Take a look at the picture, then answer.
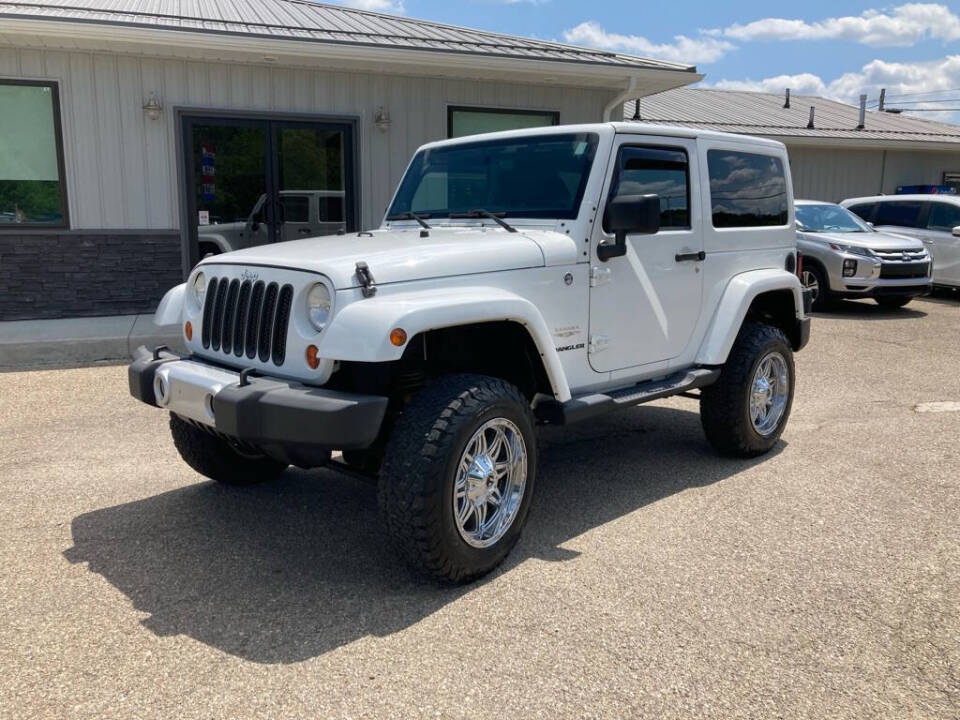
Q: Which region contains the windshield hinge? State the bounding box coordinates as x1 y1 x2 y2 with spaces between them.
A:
588 335 610 354
355 261 377 298
589 266 612 287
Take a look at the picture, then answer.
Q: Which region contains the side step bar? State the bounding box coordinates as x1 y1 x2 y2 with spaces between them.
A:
536 368 721 425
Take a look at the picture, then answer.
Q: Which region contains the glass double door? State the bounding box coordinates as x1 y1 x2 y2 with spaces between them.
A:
183 116 355 263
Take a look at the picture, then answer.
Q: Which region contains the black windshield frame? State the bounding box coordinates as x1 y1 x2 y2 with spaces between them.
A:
387 132 600 221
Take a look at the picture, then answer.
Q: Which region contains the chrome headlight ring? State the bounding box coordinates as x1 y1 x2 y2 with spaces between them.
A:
306 282 332 332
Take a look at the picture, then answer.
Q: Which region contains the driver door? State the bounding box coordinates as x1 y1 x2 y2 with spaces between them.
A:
588 137 704 373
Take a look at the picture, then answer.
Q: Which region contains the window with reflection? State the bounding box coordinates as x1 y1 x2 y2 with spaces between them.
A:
607 146 689 230
707 150 788 228
0 80 68 227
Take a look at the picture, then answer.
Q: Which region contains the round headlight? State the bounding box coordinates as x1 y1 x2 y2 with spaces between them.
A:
306 283 331 331
192 272 206 308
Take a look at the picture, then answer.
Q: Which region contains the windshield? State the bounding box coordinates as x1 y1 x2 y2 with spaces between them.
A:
795 203 872 233
387 133 599 221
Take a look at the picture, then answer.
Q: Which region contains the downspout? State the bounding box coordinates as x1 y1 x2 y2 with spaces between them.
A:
603 76 639 122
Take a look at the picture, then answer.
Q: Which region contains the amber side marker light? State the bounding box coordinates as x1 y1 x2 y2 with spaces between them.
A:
390 328 407 347
306 344 320 369
184 321 193 341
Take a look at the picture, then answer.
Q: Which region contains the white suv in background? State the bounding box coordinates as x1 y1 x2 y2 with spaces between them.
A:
841 195 960 289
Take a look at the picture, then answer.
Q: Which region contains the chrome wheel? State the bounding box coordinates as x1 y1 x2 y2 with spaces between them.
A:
750 351 790 436
801 269 820 302
453 418 528 549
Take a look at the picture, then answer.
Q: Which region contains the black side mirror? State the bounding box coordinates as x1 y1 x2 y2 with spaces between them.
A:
598 194 660 261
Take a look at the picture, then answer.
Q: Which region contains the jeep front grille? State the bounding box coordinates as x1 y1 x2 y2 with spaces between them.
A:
201 276 294 366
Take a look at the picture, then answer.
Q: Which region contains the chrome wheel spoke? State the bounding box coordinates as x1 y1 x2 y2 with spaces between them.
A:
749 351 790 436
452 418 528 549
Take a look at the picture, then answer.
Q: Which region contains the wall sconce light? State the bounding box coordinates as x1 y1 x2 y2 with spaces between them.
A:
374 106 391 132
142 92 163 121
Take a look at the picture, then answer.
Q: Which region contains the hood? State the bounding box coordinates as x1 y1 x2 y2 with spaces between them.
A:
202 226 577 289
798 229 925 251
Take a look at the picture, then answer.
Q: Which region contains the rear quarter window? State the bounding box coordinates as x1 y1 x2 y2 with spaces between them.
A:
707 150 788 228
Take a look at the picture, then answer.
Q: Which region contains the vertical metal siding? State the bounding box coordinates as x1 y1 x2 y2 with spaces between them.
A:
0 45 614 231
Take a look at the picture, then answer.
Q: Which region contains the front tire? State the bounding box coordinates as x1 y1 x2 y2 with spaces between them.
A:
700 323 795 457
875 295 912 309
169 414 286 485
801 264 831 311
378 374 537 584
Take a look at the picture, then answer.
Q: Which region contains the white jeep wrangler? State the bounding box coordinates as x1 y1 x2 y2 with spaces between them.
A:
130 123 811 583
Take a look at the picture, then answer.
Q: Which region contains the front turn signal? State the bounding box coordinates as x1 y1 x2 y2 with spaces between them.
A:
184 321 193 341
390 328 407 347
306 344 320 369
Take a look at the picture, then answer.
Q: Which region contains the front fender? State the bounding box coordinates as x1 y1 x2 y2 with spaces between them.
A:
318 286 572 401
154 283 186 326
696 269 804 366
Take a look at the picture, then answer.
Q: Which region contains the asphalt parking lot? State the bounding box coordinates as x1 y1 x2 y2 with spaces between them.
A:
1 294 958 719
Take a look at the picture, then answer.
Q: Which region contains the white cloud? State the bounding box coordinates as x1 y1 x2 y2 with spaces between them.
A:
705 55 960 122
720 3 960 47
329 0 405 14
563 21 734 64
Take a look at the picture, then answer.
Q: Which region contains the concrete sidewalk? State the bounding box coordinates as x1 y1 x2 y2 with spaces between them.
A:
0 314 183 370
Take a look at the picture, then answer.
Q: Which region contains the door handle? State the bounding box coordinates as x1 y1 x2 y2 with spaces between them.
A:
675 250 706 262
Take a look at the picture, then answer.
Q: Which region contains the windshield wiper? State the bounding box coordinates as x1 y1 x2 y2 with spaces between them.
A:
386 211 431 229
449 209 518 233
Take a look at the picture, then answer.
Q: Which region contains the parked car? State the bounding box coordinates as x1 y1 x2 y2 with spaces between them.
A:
795 200 932 310
197 190 346 256
130 123 810 583
841 194 960 289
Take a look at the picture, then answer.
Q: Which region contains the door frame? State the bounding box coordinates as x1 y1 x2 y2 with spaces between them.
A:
175 108 360 277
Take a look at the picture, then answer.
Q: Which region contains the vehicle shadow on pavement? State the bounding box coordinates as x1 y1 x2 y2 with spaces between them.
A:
64 403 783 664
811 300 928 320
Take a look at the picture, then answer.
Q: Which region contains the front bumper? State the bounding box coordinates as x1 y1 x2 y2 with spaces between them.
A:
129 346 388 459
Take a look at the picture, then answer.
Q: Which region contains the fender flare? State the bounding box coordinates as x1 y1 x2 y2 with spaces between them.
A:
318 286 572 401
196 233 231 254
696 269 804 366
154 283 186 327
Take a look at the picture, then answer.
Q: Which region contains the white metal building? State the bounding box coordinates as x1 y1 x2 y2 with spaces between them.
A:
0 0 700 320
626 88 960 203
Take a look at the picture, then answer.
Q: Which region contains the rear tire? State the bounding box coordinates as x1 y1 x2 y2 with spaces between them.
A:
700 323 795 458
169 414 286 485
378 374 537 584
875 295 912 309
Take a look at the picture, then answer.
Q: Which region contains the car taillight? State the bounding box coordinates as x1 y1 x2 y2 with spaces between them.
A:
796 251 804 279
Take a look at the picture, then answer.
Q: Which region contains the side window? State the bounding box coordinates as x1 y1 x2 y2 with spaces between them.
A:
606 145 690 230
875 201 923 228
846 203 876 222
319 195 345 223
280 195 310 223
707 150 788 228
926 202 960 231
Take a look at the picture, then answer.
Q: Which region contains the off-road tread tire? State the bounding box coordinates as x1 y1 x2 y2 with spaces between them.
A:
378 374 536 584
875 295 912 309
700 323 795 458
169 413 286 485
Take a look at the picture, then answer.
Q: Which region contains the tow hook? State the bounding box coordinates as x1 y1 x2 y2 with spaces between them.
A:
356 261 377 298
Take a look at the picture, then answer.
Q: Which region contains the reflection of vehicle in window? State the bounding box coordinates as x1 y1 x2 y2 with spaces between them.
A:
197 189 346 256
795 200 932 310
132 124 810 585
842 195 960 290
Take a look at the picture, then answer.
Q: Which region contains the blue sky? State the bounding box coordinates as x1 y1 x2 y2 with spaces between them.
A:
331 1 960 121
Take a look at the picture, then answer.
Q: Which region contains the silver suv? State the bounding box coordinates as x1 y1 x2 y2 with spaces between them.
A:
795 200 932 310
